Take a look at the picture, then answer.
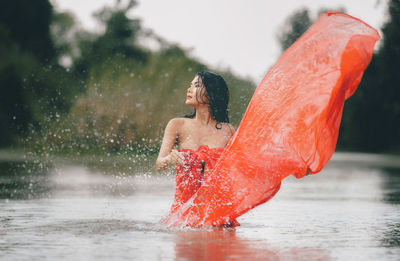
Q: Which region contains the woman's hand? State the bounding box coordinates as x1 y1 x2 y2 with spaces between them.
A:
167 149 185 166
156 149 185 170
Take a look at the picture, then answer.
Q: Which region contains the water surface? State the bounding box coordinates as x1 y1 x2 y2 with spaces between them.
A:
1 153 399 260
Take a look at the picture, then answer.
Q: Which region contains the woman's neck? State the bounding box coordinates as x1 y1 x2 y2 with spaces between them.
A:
194 105 215 126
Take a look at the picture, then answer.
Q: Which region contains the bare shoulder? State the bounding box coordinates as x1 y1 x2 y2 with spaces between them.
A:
167 117 185 126
166 117 185 131
220 122 236 135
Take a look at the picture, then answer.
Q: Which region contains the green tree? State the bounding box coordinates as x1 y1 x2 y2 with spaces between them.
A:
277 7 346 52
340 0 400 152
73 0 148 81
0 0 54 146
0 0 85 147
378 0 400 151
51 11 78 63
277 8 312 52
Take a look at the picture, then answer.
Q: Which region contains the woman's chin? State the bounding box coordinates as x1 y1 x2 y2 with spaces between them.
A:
185 100 195 106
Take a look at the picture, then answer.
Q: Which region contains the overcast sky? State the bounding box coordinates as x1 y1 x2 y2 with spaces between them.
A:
52 0 388 82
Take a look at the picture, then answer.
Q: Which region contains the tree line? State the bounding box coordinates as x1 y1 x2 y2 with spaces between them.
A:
0 0 399 154
0 0 254 155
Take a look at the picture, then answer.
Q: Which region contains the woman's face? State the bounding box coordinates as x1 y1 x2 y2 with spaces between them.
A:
186 75 208 106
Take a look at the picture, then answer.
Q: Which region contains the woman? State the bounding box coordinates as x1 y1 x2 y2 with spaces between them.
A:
156 71 238 226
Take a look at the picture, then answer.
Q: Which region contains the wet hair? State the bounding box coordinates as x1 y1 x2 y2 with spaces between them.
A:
184 71 230 129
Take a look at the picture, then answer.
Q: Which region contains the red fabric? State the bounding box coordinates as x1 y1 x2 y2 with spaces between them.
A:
162 13 380 227
166 145 240 227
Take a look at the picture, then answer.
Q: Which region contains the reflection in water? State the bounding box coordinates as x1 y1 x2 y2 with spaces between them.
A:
0 162 52 199
381 221 400 247
380 168 400 248
174 229 331 261
381 168 400 204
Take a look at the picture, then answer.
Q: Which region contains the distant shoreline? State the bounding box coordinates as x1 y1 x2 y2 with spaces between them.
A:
1 149 400 169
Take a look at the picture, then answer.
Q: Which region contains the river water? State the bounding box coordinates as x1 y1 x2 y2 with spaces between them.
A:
1 153 399 260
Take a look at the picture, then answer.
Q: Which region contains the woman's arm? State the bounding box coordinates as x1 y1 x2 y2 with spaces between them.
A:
155 118 185 170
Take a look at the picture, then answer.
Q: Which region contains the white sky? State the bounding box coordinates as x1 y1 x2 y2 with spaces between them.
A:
52 0 388 82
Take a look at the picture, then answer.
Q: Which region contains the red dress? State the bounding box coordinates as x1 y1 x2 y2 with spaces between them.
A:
167 145 240 227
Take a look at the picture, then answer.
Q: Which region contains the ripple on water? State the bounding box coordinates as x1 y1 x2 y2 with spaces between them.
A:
0 158 400 260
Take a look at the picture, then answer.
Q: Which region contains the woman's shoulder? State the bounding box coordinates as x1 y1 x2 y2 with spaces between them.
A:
166 117 182 128
165 117 189 130
167 117 191 125
220 122 236 135
220 122 235 130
